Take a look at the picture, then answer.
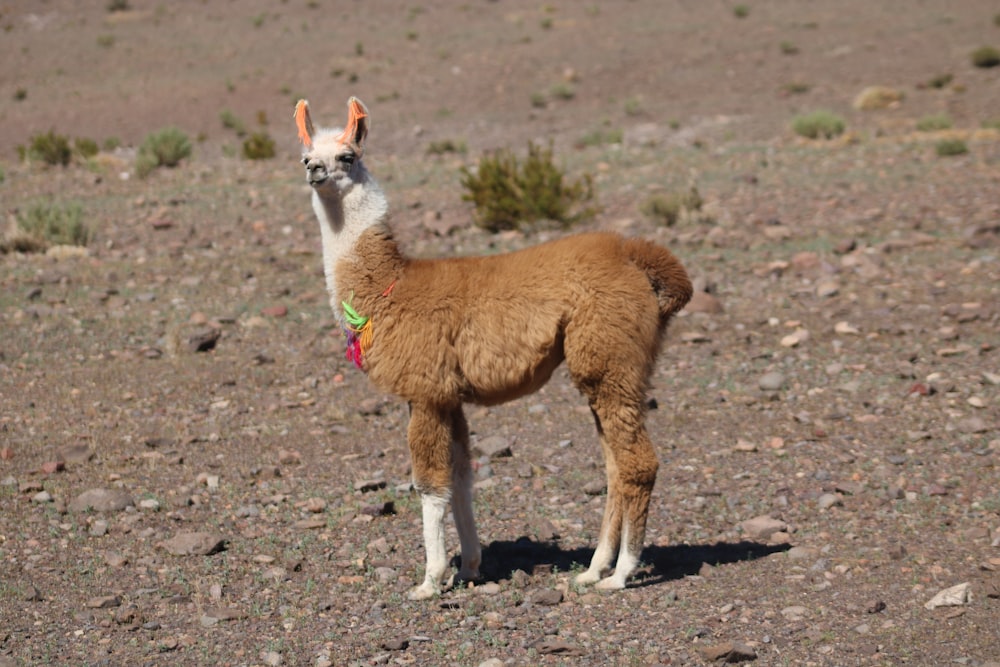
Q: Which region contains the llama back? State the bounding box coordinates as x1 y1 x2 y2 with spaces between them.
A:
622 237 692 323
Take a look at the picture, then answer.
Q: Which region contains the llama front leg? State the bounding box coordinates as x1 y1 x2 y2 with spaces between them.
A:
449 407 481 583
406 403 456 601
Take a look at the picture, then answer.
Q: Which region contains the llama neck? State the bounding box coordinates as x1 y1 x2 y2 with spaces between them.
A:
312 170 392 310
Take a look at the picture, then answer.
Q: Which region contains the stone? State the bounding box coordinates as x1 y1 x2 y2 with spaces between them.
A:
472 435 512 459
159 532 227 556
31 491 53 503
924 582 971 610
199 606 246 626
817 493 843 510
853 85 903 110
699 641 758 663
86 595 122 609
684 291 724 314
69 488 133 513
739 515 787 541
528 638 585 656
186 328 221 353
757 372 786 392
530 589 563 606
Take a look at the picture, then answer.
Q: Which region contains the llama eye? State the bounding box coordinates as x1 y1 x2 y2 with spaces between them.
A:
301 157 309 165
337 154 355 165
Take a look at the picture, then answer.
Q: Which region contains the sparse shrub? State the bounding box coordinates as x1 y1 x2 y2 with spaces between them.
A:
74 137 99 159
924 73 953 89
971 46 1000 68
15 201 91 248
733 5 749 18
539 17 553 30
549 82 575 101
791 110 846 139
14 88 27 101
220 109 247 136
136 127 191 178
23 130 72 166
96 34 115 48
623 97 643 116
426 139 467 155
106 0 129 11
103 137 121 151
575 127 623 148
935 138 968 156
781 82 811 95
242 131 275 160
915 113 953 132
982 117 1000 130
780 41 799 55
530 92 547 108
640 187 703 227
853 86 903 110
460 141 595 232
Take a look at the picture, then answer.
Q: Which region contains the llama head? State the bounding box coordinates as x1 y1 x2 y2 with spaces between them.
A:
295 97 370 195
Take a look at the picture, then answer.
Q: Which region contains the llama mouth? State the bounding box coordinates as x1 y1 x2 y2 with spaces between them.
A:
308 175 329 187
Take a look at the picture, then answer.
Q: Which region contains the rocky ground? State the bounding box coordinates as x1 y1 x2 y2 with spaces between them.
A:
2 1 1000 666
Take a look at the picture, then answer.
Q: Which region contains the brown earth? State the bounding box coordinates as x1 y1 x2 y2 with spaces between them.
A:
1 1 999 666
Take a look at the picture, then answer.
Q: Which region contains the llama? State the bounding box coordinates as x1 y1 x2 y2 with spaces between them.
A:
295 97 692 599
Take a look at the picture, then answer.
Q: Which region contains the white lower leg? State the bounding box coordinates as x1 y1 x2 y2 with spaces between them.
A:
576 514 618 585
451 467 481 581
596 523 639 590
408 493 450 600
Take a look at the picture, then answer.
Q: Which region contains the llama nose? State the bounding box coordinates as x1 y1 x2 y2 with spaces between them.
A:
305 160 328 184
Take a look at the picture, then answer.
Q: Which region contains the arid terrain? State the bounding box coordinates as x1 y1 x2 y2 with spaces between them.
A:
1 1 999 666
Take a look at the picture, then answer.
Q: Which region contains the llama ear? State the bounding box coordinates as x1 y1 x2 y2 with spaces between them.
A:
294 99 315 149
339 96 369 151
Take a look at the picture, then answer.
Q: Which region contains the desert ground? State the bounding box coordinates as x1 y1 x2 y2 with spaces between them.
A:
1 1 999 666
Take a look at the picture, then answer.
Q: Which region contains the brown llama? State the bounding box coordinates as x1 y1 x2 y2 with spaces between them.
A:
295 97 692 599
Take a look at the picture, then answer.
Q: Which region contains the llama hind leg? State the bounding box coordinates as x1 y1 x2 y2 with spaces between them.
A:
449 407 481 583
580 400 658 591
576 421 623 585
406 404 455 600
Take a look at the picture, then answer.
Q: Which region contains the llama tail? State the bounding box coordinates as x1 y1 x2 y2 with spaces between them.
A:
623 237 693 323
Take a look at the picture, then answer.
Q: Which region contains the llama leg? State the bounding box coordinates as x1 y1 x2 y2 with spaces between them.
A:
576 412 623 585
596 421 658 591
449 407 481 583
406 403 455 601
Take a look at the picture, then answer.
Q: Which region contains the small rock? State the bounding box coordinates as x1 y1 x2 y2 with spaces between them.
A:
528 638 585 656
139 498 161 511
90 520 109 537
261 651 282 666
477 660 504 667
159 532 227 556
23 584 43 602
69 488 134 513
739 515 787 541
924 582 972 610
780 328 809 348
381 638 409 651
786 546 819 561
583 480 607 495
114 603 143 626
58 443 94 464
699 641 758 663
261 305 288 318
780 605 809 621
86 595 122 609
186 328 221 353
734 438 757 452
475 582 502 596
472 436 512 459
31 491 53 504
530 589 563 606
200 606 246 626
758 372 786 392
816 280 840 298
817 493 842 510
40 460 64 474
684 291 724 314
834 321 859 335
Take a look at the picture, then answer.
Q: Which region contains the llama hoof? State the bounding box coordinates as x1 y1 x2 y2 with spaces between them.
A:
574 570 602 586
594 575 627 591
407 583 439 601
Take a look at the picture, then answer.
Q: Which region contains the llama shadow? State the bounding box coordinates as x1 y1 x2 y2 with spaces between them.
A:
476 537 789 586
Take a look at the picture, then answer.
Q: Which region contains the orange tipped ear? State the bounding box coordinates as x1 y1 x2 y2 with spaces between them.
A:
337 96 369 149
294 99 314 148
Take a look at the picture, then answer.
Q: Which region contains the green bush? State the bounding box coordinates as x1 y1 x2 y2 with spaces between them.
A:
74 137 100 159
935 138 968 156
640 187 703 227
575 127 623 148
924 73 953 89
136 127 191 177
460 141 595 232
733 5 750 18
16 202 91 248
971 46 1000 68
791 110 846 139
242 131 275 160
23 130 72 166
982 117 1000 131
426 139 467 155
220 109 247 136
915 113 953 132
